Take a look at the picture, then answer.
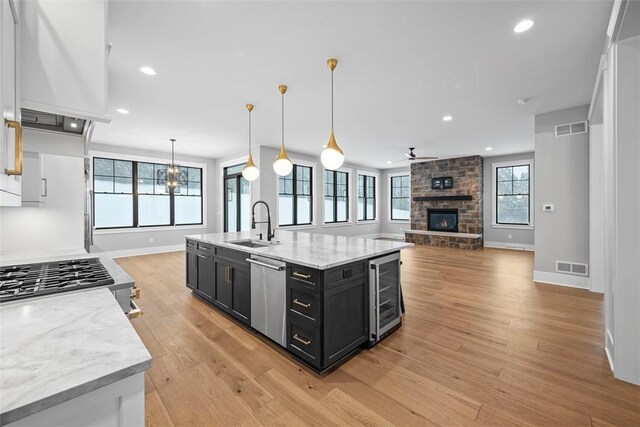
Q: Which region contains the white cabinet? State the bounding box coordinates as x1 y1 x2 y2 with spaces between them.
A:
6 372 145 427
20 0 110 122
21 151 46 206
0 0 22 207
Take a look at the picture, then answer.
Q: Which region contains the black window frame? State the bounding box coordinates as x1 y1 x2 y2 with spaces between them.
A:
324 170 349 224
278 165 313 227
223 164 250 232
495 164 531 226
92 156 203 230
357 174 376 221
390 175 410 221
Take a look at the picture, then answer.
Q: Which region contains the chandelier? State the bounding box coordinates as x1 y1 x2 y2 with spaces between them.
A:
156 138 188 191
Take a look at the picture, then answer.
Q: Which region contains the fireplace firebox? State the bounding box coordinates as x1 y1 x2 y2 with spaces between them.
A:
427 209 459 233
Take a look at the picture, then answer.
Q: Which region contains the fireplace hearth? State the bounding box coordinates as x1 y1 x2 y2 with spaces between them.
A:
428 209 459 233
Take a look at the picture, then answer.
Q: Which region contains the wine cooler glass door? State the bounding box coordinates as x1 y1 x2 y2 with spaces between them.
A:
370 252 401 343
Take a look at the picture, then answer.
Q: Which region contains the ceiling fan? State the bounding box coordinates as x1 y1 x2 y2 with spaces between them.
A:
388 147 438 164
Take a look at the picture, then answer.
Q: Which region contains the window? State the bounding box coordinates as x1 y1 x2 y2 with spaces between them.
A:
390 175 410 220
324 170 349 223
358 174 376 221
279 165 312 226
495 163 531 225
93 157 203 229
223 164 250 232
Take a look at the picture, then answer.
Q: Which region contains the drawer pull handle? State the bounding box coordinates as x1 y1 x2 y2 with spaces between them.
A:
293 299 311 308
293 271 311 280
293 334 311 346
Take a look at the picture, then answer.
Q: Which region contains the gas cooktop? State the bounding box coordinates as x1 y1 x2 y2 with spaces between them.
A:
0 258 115 303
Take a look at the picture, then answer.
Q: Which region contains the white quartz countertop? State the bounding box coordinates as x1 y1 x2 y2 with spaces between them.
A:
0 288 152 425
186 230 413 269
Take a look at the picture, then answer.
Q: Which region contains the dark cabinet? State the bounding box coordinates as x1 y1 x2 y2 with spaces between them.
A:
213 250 251 326
197 253 215 300
213 259 232 310
229 262 251 323
286 260 369 372
186 250 198 290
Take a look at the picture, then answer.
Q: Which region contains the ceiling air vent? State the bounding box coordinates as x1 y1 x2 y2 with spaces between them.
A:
555 121 588 137
556 260 589 276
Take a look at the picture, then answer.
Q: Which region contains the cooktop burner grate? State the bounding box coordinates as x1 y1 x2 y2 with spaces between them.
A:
0 258 115 303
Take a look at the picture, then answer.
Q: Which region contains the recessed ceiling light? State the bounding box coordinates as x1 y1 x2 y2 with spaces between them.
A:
387 161 392 164
442 115 453 122
116 108 130 114
517 98 529 105
485 147 493 151
514 19 534 33
70 122 78 128
139 66 157 76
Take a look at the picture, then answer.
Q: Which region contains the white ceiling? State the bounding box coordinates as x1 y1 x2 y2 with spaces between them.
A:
94 0 612 169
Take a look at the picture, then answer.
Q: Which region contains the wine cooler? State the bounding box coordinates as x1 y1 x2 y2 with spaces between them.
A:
369 252 402 345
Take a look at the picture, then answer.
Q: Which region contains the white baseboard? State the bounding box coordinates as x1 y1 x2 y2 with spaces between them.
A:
605 346 615 374
484 241 534 251
533 270 590 289
98 244 184 259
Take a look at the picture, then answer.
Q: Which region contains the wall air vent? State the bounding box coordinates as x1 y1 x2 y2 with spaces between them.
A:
556 260 589 276
555 121 588 137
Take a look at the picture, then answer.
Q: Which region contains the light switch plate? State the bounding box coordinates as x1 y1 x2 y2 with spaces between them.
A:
542 204 555 212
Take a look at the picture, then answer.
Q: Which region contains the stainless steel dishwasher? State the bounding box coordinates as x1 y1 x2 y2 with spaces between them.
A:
247 255 287 347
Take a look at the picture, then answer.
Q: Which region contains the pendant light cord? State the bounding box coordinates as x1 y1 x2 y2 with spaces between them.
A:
281 92 285 147
248 110 252 155
331 68 334 130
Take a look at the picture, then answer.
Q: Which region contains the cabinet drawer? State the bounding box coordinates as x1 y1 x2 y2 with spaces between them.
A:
325 261 367 288
186 240 196 250
288 284 320 326
197 242 215 254
287 265 320 288
217 247 249 265
288 319 321 365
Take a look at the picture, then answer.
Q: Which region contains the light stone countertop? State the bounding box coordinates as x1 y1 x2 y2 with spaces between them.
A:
0 288 152 425
186 230 413 269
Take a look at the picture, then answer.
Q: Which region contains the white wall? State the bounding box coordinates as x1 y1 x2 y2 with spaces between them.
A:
0 154 84 254
380 167 411 237
483 153 535 249
533 105 590 288
89 143 217 255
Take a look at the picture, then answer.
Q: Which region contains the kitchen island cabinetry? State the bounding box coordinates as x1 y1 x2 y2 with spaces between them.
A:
185 231 412 373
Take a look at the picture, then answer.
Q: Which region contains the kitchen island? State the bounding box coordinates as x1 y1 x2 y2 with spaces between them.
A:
185 230 412 372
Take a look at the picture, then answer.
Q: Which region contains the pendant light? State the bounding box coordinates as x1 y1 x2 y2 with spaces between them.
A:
321 58 345 170
157 138 187 192
242 103 259 181
273 84 293 176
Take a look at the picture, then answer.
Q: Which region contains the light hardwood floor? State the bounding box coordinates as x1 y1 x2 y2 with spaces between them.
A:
116 247 640 426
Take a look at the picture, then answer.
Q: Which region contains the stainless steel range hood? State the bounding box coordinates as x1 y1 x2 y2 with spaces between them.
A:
21 109 89 136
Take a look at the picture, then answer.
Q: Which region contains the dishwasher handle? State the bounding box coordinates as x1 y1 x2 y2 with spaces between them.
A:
246 258 285 271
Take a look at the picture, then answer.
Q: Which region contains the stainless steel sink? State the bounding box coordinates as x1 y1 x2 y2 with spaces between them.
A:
228 239 280 248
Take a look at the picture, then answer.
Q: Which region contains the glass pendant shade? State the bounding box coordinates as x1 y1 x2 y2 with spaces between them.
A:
242 154 259 181
321 128 344 170
273 145 293 176
273 85 293 176
321 58 345 170
242 104 260 181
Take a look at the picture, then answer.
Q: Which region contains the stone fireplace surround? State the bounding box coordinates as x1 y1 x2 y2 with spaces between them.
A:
405 155 483 250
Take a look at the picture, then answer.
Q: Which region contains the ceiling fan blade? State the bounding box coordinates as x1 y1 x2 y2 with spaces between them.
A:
404 153 412 158
389 158 408 164
414 156 438 160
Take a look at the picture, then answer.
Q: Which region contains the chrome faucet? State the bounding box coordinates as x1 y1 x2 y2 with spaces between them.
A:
251 201 275 242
